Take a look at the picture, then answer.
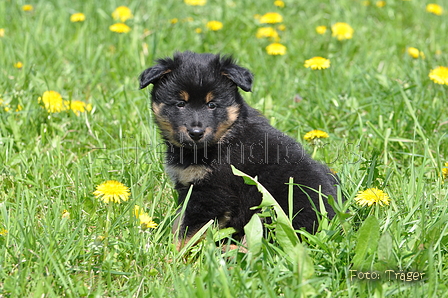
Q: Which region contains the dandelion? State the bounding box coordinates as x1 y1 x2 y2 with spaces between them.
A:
22 4 33 12
376 1 386 7
112 6 133 22
109 23 131 33
304 129 330 142
139 213 158 230
407 47 425 59
274 0 285 8
170 18 179 24
442 162 448 179
260 12 283 24
93 180 130 204
14 62 23 69
1 99 10 112
184 0 206 6
66 100 92 116
256 27 279 40
426 4 443 16
304 57 331 70
206 20 223 31
62 209 70 219
354 188 390 207
429 66 448 85
266 43 286 55
277 24 286 31
331 22 354 40
0 28 5 37
134 205 158 230
0 228 7 236
316 25 327 35
38 91 68 113
361 0 371 6
70 13 86 22
195 28 202 34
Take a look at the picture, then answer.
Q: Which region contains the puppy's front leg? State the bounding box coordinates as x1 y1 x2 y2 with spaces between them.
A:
172 188 235 251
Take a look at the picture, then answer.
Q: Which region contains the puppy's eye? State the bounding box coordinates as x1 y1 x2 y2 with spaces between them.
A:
176 101 186 108
207 102 217 109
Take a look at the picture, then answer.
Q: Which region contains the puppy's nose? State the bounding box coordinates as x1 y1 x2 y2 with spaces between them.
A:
188 127 204 141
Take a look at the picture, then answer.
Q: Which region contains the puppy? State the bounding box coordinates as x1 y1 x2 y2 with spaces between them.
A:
139 51 339 249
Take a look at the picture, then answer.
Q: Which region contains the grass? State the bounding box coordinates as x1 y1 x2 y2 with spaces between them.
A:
1 0 448 297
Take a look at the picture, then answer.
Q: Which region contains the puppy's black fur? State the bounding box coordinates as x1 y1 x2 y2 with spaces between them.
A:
140 51 339 247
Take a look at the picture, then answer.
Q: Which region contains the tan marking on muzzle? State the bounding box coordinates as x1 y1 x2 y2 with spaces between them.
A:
214 105 240 142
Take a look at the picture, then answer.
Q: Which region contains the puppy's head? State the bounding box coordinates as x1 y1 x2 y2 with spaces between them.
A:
139 51 253 148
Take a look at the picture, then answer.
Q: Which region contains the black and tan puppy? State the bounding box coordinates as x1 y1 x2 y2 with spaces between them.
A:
139 51 339 249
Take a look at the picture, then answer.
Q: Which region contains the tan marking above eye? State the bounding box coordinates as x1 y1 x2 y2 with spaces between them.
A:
180 90 189 102
205 92 214 103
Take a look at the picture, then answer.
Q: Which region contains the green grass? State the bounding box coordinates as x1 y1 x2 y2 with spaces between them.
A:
1 0 448 297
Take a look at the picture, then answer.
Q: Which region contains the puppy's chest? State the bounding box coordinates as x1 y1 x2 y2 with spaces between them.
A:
165 164 212 187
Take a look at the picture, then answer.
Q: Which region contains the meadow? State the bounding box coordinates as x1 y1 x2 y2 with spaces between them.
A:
1 0 448 297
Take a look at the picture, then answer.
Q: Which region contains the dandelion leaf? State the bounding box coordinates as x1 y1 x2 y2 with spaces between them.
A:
352 216 380 270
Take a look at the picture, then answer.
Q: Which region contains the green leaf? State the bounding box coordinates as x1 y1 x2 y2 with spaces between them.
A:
377 231 393 263
243 213 263 255
352 216 380 270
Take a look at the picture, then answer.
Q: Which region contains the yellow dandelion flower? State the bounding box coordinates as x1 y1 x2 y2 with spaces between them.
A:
70 13 86 22
170 18 178 24
376 1 386 8
304 129 330 142
0 28 5 37
66 100 92 116
304 57 331 70
277 24 286 31
274 0 285 8
195 27 202 34
0 228 7 236
354 188 390 207
362 1 371 6
62 209 70 219
426 4 443 16
407 47 424 59
112 6 133 22
206 20 223 31
260 12 283 24
316 25 327 35
14 62 23 69
139 213 158 230
93 180 130 204
266 43 286 55
184 0 206 6
331 22 354 40
256 27 279 39
16 104 23 112
442 162 448 179
22 4 33 12
134 205 144 217
38 91 68 113
134 205 158 230
429 66 448 85
109 23 131 33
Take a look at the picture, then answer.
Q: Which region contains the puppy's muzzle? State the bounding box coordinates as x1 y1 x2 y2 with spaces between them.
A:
188 127 205 141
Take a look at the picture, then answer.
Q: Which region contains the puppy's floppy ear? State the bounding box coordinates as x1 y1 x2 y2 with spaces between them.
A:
139 64 171 89
221 60 254 92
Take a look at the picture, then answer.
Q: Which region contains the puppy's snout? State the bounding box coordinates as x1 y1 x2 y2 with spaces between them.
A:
188 127 204 141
